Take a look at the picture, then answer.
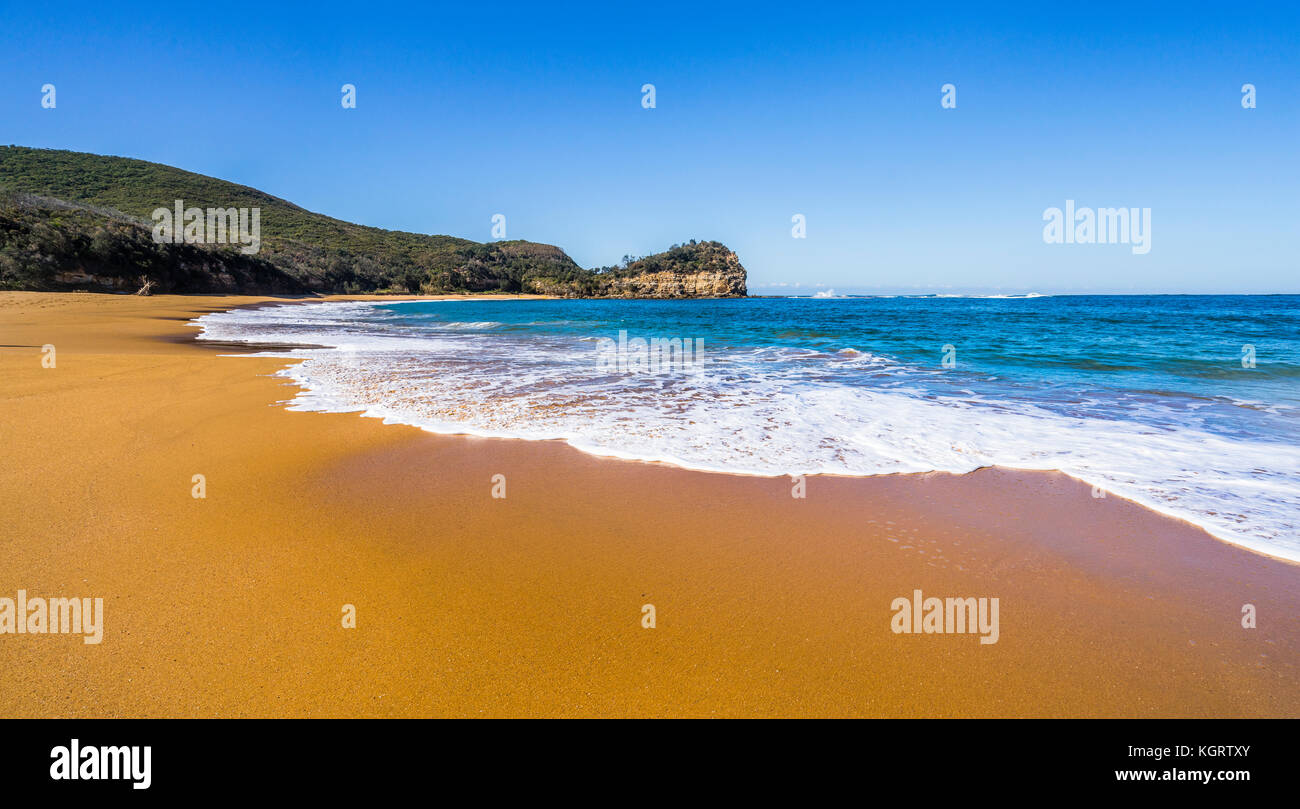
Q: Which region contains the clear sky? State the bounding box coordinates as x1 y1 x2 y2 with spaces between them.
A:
3 1 1297 293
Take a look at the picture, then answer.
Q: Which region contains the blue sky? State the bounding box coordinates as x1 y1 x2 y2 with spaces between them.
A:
3 1 1297 293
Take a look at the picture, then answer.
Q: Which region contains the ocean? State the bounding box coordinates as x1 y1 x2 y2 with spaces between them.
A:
195 295 1300 561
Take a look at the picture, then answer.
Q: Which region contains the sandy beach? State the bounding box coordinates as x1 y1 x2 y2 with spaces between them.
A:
1 290 1297 718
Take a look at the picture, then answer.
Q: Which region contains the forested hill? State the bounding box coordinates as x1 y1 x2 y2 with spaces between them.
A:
0 146 746 297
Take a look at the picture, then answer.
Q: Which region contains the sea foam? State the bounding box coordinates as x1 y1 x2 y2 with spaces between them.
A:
195 299 1300 562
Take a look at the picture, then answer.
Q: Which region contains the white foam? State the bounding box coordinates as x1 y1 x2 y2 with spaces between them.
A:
195 301 1300 562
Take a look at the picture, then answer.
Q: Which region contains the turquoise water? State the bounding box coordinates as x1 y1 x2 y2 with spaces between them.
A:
197 295 1300 560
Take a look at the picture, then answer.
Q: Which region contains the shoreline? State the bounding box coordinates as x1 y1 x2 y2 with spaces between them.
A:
1 291 1297 717
193 294 1300 568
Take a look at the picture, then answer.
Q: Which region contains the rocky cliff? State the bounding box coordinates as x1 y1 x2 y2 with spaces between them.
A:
589 241 747 298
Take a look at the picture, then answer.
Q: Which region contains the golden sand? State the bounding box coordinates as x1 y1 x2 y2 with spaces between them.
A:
1 291 1297 717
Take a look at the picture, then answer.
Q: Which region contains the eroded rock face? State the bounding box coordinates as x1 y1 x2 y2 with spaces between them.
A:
594 242 747 298
598 268 745 298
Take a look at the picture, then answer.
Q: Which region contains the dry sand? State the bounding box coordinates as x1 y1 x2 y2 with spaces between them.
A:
1 290 1297 717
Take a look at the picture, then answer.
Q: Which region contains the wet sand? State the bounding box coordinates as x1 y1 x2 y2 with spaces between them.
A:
0 290 1297 717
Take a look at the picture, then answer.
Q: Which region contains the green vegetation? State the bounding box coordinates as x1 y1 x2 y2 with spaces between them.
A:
0 146 598 294
0 146 746 296
596 240 741 278
0 193 303 294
